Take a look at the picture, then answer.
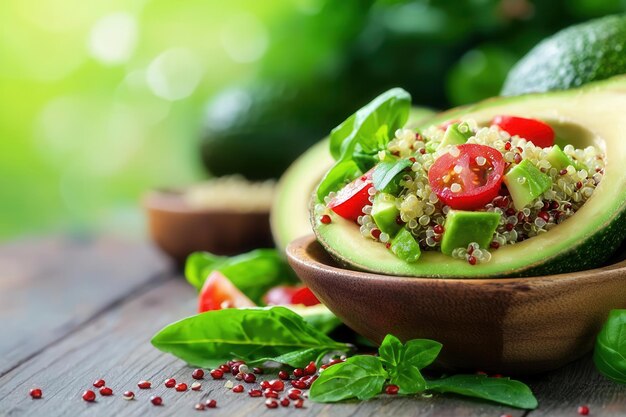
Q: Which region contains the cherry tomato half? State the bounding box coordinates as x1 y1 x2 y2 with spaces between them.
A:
264 285 321 307
491 115 555 148
198 271 255 313
428 144 505 210
327 170 373 221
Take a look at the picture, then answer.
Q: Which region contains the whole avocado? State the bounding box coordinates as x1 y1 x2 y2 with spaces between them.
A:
501 14 626 96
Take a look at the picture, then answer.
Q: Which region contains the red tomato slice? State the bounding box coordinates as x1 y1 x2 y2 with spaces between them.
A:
327 170 374 221
264 285 321 307
198 271 255 313
428 144 505 210
491 115 555 148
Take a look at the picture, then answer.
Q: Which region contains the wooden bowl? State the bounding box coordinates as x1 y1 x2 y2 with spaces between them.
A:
287 235 626 374
143 188 273 264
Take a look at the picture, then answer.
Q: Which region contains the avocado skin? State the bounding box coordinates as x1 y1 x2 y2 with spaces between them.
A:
502 14 626 96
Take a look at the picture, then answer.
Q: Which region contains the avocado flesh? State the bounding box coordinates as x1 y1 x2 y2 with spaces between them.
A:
313 76 626 277
440 210 500 256
504 159 552 211
371 193 401 236
271 107 436 252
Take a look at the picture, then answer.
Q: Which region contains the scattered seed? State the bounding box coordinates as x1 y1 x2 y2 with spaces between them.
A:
293 368 304 378
194 403 205 411
269 380 285 392
82 390 96 402
304 362 317 376
99 387 113 396
232 384 244 393
192 369 204 380
175 383 188 392
294 398 305 408
278 370 290 380
385 385 399 395
265 399 279 409
243 373 256 383
578 405 590 415
264 389 279 399
150 395 162 406
224 380 234 389
248 389 262 398
164 378 176 388
219 364 230 373
260 380 271 390
205 399 217 408
253 367 264 375
29 388 42 399
191 382 202 391
123 391 135 400
287 389 302 400
137 380 151 389
93 379 105 388
281 398 290 407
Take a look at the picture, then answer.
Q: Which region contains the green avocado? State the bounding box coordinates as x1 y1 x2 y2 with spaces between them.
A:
504 159 552 211
313 76 626 278
502 15 626 96
371 193 401 237
440 210 500 256
270 107 436 252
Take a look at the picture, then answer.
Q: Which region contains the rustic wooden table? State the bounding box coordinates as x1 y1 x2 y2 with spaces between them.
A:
1 235 625 416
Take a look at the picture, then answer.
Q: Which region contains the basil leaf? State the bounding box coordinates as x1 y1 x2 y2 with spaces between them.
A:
316 159 361 202
151 307 350 368
594 309 626 384
310 356 388 402
372 159 412 192
403 339 442 369
379 336 441 394
185 249 298 304
329 88 411 160
427 375 538 410
378 334 403 368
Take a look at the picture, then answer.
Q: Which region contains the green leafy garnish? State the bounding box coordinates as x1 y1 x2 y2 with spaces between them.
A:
427 375 539 410
317 88 411 201
594 309 626 384
329 88 411 160
309 356 388 402
310 334 537 409
372 159 413 193
151 307 350 368
185 249 298 304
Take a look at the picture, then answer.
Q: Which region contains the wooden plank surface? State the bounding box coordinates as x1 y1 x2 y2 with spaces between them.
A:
0 237 624 416
0 236 170 375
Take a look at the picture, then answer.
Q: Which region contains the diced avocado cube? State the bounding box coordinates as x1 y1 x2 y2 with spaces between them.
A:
441 210 500 256
439 122 472 148
504 159 552 210
371 193 402 237
390 228 421 263
546 145 575 170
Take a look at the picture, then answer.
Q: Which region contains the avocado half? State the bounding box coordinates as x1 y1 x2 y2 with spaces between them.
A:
271 106 436 251
313 76 626 278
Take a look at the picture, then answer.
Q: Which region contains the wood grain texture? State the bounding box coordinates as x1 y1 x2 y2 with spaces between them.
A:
0 277 524 417
0 235 170 375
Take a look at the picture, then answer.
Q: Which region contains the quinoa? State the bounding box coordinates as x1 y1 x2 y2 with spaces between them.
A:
321 119 605 264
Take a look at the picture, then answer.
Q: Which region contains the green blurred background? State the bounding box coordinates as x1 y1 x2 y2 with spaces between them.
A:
1 0 624 240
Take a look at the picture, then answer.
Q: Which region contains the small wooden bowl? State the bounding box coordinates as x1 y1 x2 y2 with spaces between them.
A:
287 235 626 374
143 188 273 264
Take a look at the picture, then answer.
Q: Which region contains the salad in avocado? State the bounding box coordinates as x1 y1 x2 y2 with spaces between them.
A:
312 82 625 277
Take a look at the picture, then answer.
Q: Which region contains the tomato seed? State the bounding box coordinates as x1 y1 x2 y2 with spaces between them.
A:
93 379 105 388
192 369 204 380
29 388 42 399
99 387 113 396
82 390 96 402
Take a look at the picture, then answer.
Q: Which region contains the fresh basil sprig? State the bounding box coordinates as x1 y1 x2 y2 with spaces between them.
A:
427 375 538 410
372 159 413 193
594 309 626 384
309 356 388 402
310 334 537 409
152 307 350 368
185 249 298 304
317 88 411 201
